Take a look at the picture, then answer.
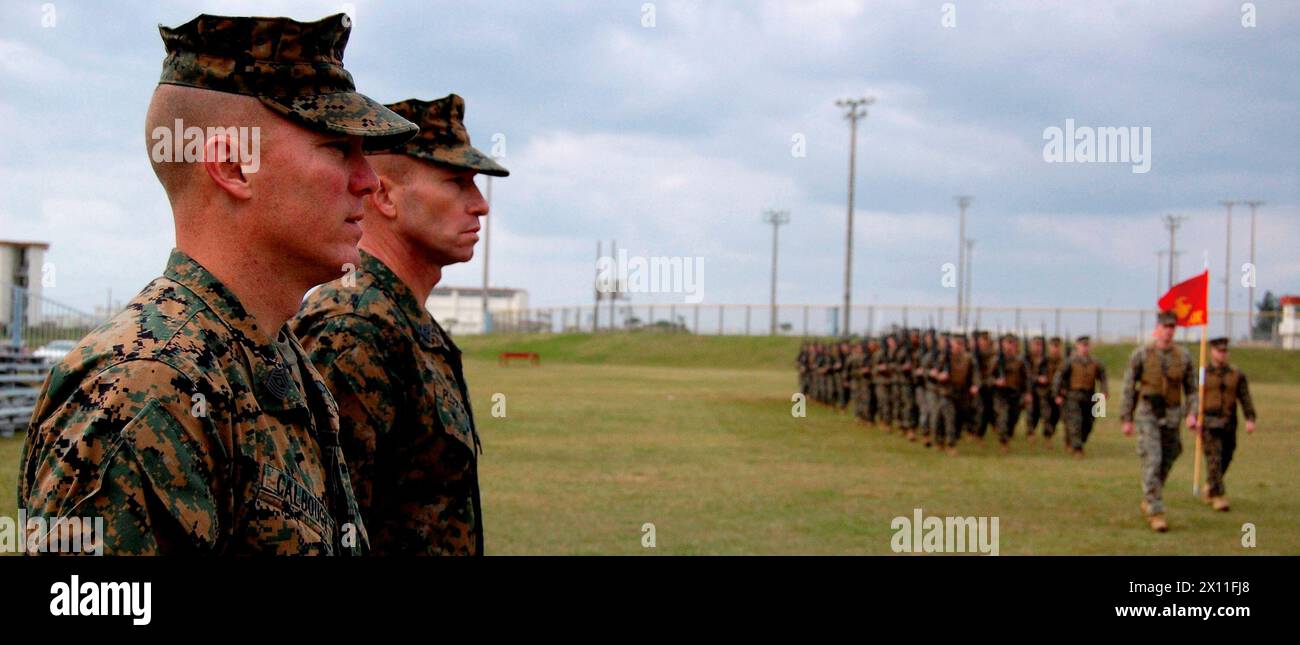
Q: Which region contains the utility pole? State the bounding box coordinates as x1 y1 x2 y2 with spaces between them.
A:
481 177 493 334
964 238 975 329
762 209 790 335
1156 250 1167 301
1162 214 1188 289
1220 200 1238 338
955 195 972 327
835 96 874 335
1245 200 1264 334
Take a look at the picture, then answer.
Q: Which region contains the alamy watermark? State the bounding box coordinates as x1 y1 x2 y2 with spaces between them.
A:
1 510 105 555
1042 118 1151 174
150 119 262 173
596 247 705 304
890 508 999 555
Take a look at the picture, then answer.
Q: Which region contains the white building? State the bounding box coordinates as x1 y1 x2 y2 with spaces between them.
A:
426 286 528 335
1280 295 1300 350
0 240 49 333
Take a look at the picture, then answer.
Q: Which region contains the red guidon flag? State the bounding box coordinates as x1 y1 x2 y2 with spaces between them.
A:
1158 270 1209 327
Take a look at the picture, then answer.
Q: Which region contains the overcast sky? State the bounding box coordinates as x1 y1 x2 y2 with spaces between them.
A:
2 0 1297 335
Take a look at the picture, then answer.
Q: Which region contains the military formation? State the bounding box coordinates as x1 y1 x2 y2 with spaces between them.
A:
797 310 1258 532
798 328 1081 456
18 13 501 555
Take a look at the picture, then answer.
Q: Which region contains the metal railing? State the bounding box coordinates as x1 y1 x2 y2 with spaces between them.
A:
486 303 1284 344
0 344 46 436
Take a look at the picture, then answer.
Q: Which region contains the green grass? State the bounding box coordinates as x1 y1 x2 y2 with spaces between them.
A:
3 333 1297 554
459 332 1300 383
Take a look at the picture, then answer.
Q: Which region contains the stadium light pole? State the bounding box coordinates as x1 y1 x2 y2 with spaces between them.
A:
1156 250 1167 301
955 196 972 327
1220 200 1239 338
1162 214 1188 289
964 238 975 329
1245 200 1264 335
836 96 874 335
762 209 790 335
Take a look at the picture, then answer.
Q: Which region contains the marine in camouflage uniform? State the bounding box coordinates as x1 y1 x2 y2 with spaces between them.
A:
971 331 997 440
295 94 508 555
1194 337 1257 512
893 332 918 439
1052 336 1108 457
991 334 1030 450
796 341 810 397
1120 311 1198 532
17 13 415 554
1023 336 1057 446
934 333 980 455
872 336 897 430
922 333 947 447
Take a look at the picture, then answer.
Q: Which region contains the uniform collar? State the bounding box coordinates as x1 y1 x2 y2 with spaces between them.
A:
164 249 309 412
358 250 454 352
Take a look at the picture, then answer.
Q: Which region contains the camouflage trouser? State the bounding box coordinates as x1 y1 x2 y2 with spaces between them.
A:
1025 389 1050 436
874 383 894 426
992 390 1022 443
1202 416 1238 497
916 385 931 437
838 380 852 409
926 386 942 438
895 382 916 429
1062 391 1096 450
798 372 809 396
971 389 994 437
935 394 970 445
1135 403 1184 515
852 379 870 420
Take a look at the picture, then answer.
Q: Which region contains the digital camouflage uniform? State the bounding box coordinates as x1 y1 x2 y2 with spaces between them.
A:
1200 346 1256 500
294 94 505 555
991 343 1029 445
1120 339 1197 516
295 252 484 555
935 347 980 448
1053 346 1108 453
892 340 916 431
16 12 415 556
1024 342 1060 439
872 341 895 428
20 252 367 555
970 336 997 438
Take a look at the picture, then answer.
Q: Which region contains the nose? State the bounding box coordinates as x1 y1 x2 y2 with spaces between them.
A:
469 178 489 218
349 141 379 197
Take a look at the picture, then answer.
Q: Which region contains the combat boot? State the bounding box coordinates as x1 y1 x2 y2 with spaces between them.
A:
1211 497 1230 512
1147 513 1168 532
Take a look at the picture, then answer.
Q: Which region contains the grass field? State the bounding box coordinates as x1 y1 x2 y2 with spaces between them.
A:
2 332 1296 554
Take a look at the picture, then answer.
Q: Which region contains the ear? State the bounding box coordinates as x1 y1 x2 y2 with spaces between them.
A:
201 133 252 200
369 174 400 220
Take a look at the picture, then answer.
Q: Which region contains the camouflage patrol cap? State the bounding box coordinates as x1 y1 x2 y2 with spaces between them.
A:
1075 335 1091 344
1049 337 1063 345
158 13 418 151
381 94 510 176
1157 309 1178 326
1209 336 1229 349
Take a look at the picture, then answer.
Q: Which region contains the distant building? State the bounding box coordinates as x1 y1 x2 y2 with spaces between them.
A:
426 286 528 335
1280 295 1300 350
0 240 49 334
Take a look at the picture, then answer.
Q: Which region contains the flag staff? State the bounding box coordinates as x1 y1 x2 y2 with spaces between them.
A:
1192 258 1210 496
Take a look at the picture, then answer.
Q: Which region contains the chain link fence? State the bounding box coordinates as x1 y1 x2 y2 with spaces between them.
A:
488 303 1285 345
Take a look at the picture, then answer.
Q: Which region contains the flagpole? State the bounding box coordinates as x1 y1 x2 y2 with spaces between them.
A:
1192 265 1209 497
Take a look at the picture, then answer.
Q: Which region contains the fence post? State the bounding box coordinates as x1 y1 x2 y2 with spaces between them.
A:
1096 308 1102 342
745 305 751 336
1139 311 1146 341
694 304 700 334
1054 308 1061 338
802 305 809 337
9 285 24 347
718 305 724 335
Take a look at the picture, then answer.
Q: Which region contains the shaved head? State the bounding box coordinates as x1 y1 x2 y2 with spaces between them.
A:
145 84 267 207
